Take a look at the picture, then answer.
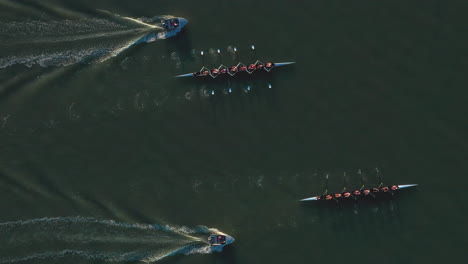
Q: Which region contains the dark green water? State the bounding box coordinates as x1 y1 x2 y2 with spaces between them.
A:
0 0 467 263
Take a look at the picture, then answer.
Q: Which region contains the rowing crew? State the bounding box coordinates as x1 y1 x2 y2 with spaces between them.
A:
318 185 399 201
193 62 275 77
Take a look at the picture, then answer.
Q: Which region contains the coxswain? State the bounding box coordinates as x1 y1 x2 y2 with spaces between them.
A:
193 72 201 77
381 186 389 192
325 194 333 200
229 66 238 74
239 65 247 71
343 191 351 198
391 185 399 191
248 64 256 70
362 189 371 196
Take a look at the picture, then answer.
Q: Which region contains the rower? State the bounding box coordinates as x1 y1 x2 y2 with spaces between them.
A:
265 62 274 69
334 193 342 199
211 68 219 75
256 63 264 69
201 70 209 76
325 194 333 200
391 185 399 191
352 190 361 196
248 64 256 70
362 189 371 196
343 191 351 198
193 72 202 77
239 65 247 71
372 187 380 193
229 66 238 74
220 68 228 74
381 186 389 193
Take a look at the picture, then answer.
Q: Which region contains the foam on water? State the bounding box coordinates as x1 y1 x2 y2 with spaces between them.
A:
0 217 226 263
0 9 181 68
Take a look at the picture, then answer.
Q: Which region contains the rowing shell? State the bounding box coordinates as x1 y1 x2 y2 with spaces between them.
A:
175 62 295 78
300 184 418 201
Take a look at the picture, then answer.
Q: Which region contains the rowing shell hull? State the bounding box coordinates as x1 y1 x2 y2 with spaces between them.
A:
300 184 418 202
175 62 295 78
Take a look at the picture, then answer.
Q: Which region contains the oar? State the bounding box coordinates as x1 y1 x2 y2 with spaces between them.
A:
323 174 329 196
359 169 365 190
358 169 376 198
341 172 347 193
233 46 239 62
250 45 258 68
217 48 222 64
376 167 384 187
251 44 257 59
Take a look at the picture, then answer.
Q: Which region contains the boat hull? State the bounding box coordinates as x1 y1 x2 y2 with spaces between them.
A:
300 184 418 202
398 184 418 189
175 62 295 78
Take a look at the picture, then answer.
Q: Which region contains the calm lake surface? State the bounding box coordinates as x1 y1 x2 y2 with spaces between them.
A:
0 0 466 263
